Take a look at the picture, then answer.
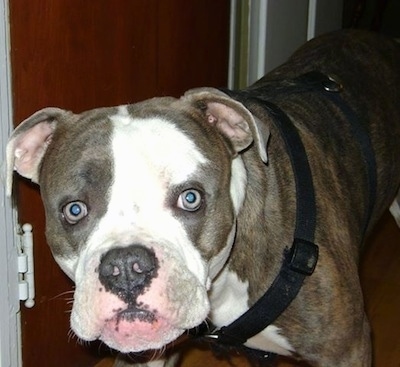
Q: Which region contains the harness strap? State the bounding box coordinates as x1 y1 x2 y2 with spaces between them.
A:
210 100 319 346
289 72 377 236
324 92 377 236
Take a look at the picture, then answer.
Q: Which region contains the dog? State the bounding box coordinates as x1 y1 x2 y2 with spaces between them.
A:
6 30 400 366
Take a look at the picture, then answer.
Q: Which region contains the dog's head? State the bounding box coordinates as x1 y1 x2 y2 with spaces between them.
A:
6 88 269 352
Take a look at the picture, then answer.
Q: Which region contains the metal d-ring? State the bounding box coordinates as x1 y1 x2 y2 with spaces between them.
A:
323 74 343 92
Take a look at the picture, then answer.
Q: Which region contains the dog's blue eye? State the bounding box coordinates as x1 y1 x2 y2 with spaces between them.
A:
177 189 202 211
185 192 197 204
70 204 82 216
63 201 88 224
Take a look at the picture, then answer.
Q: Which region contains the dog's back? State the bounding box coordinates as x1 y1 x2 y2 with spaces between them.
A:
249 30 400 239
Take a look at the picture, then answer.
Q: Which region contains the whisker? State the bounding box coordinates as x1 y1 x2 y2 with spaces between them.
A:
67 328 76 343
48 290 75 301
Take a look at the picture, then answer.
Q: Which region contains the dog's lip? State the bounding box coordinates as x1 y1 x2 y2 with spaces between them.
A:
116 306 157 324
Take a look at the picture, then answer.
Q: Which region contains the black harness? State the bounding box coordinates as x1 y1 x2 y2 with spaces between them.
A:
189 72 377 364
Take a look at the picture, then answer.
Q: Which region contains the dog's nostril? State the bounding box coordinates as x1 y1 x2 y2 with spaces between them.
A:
100 264 121 277
98 245 158 302
133 262 143 273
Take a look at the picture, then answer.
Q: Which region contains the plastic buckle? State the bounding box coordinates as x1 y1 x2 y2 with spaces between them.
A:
289 238 319 276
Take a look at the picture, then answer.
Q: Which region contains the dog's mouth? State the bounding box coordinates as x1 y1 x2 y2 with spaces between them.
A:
115 305 157 324
97 303 186 353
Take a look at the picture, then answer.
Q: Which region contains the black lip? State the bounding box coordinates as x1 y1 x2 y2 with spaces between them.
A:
117 307 156 324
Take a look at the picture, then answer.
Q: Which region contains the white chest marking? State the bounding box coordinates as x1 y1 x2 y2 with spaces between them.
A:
209 268 295 356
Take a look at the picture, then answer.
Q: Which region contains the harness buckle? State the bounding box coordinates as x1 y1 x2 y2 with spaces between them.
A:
289 238 319 276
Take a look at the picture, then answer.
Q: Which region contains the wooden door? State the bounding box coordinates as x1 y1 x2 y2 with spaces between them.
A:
9 1 230 366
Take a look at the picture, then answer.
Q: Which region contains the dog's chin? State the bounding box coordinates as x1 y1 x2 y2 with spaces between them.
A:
98 310 185 353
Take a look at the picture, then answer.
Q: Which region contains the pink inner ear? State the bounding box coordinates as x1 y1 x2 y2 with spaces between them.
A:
205 102 252 151
13 121 55 179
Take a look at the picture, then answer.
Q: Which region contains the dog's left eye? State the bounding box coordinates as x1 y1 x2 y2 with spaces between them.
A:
177 189 202 211
62 201 88 224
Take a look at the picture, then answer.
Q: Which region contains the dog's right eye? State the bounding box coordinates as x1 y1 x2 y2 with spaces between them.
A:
177 189 203 211
62 201 88 224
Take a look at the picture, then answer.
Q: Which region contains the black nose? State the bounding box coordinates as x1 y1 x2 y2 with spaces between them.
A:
98 245 158 303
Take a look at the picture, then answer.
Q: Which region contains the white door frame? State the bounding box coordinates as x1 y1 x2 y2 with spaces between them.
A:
0 0 21 366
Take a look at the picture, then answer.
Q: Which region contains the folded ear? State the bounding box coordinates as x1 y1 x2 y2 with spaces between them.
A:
182 87 269 162
6 107 71 196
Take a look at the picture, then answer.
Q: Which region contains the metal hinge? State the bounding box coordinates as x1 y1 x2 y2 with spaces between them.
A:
17 223 35 308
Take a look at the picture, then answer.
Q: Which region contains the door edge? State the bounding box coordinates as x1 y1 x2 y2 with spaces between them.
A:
0 0 22 366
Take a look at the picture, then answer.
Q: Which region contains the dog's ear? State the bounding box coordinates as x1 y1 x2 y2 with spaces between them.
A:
6 107 71 196
182 87 269 163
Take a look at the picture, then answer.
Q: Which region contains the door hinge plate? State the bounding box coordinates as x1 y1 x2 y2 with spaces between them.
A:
17 223 35 308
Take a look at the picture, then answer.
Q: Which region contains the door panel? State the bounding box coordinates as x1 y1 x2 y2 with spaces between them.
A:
9 1 230 366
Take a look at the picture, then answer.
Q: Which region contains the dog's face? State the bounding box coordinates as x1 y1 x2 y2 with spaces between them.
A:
7 89 268 352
